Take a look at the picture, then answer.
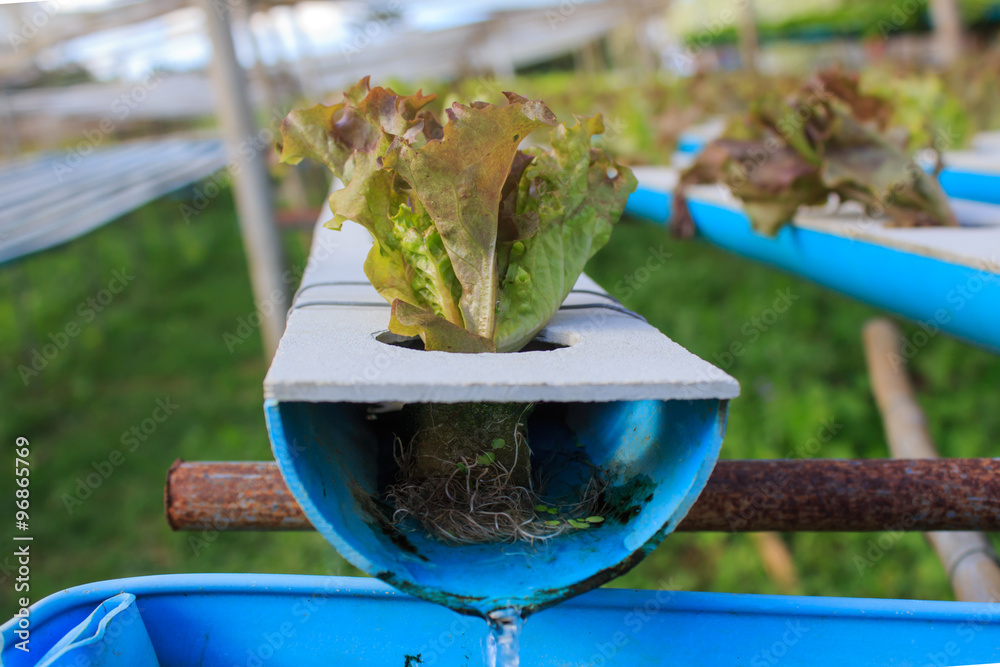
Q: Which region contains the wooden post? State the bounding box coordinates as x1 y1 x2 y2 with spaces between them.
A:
197 0 289 358
575 39 600 74
738 0 759 73
863 318 1000 603
751 532 799 594
929 0 964 66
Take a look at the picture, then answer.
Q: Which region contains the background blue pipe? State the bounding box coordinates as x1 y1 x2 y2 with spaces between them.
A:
625 186 1000 353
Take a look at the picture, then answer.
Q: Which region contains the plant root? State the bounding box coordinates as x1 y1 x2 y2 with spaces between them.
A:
385 430 607 545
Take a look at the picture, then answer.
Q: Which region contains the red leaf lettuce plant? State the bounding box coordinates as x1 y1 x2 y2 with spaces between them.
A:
673 69 956 237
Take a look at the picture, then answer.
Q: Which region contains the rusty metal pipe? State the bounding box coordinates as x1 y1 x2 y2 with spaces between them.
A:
165 458 1000 533
164 459 309 531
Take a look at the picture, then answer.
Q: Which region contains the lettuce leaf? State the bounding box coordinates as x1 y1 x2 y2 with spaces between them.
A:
381 92 557 340
495 115 636 352
673 69 956 236
279 78 635 353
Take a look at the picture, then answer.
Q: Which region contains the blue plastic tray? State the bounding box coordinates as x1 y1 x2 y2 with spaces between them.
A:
4 574 1000 666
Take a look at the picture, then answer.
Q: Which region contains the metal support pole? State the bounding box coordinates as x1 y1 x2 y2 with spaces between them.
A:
0 91 19 159
165 458 1000 533
232 0 310 211
198 0 288 358
864 318 1000 603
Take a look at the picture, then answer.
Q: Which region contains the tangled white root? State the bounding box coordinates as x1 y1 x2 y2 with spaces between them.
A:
385 432 606 545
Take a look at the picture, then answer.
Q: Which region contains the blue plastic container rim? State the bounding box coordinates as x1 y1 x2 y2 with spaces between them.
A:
8 574 1000 667
7 572 1000 631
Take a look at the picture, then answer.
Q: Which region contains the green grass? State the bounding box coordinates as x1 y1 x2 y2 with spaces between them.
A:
2 189 998 617
0 189 361 618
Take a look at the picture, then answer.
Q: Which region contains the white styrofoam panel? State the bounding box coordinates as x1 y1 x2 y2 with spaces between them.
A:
629 166 679 192
264 209 739 404
680 118 726 143
972 131 1000 154
944 150 1000 175
639 170 1000 274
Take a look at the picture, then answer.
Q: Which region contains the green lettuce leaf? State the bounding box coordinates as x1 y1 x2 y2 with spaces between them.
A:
389 300 495 354
495 115 636 352
278 78 635 353
389 203 462 325
861 71 969 153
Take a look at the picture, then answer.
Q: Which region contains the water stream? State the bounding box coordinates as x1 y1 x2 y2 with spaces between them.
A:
485 608 524 667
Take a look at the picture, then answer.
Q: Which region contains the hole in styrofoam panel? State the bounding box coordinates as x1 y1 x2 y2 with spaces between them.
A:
374 331 572 352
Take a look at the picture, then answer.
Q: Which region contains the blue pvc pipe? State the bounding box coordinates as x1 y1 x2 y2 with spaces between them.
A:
7 573 1000 667
676 134 709 156
939 168 1000 205
676 136 708 155
266 398 727 617
675 134 1000 206
625 187 673 225
624 187 1000 353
